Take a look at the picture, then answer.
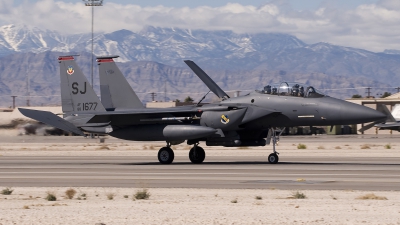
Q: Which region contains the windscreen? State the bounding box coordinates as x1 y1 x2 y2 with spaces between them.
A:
257 82 326 98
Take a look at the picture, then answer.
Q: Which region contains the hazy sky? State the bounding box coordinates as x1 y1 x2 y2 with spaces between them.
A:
12 0 379 10
2 0 399 52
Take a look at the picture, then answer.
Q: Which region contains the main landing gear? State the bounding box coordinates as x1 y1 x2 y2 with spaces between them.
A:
157 143 174 164
268 127 285 164
157 142 207 164
189 144 206 164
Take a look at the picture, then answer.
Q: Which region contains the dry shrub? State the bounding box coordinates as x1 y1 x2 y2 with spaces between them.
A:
384 144 391 149
255 196 262 200
360 144 370 149
356 193 387 200
65 188 76 199
98 145 110 150
231 199 238 203
1 187 13 195
288 191 307 199
106 193 115 200
317 146 325 149
77 193 87 200
335 146 341 149
46 192 57 201
297 144 307 149
237 146 249 149
23 205 30 209
134 189 150 200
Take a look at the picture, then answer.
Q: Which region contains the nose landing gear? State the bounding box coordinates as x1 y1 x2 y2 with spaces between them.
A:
267 127 285 164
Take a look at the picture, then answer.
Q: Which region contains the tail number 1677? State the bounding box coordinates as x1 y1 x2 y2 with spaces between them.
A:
77 102 98 111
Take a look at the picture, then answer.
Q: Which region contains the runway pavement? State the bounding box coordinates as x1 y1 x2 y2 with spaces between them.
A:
0 134 399 190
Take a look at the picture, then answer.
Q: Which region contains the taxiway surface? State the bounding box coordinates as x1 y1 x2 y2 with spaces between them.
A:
0 134 399 191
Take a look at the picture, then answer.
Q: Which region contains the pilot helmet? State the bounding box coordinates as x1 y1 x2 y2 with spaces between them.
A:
264 85 272 94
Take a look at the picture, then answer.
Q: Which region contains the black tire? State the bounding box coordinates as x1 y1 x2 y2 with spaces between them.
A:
268 153 279 164
189 146 206 164
158 147 174 164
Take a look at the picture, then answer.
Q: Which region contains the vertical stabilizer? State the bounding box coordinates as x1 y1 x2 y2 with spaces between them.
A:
97 56 144 109
59 55 105 113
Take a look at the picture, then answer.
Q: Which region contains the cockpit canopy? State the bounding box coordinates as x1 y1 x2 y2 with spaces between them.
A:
257 82 326 98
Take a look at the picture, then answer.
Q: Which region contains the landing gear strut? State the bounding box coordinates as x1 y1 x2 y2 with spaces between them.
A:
268 127 285 164
158 142 174 164
189 144 206 164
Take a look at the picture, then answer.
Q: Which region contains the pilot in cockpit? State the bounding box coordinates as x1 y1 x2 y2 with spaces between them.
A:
299 86 304 97
291 84 300 96
272 87 278 95
264 85 272 94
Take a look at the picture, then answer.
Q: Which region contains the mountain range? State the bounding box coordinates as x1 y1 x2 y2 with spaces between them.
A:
0 24 399 107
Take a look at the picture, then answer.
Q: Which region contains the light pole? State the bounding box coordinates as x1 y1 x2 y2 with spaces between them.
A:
82 0 103 87
11 96 17 109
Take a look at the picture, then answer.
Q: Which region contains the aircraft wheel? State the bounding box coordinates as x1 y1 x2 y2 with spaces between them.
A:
189 146 206 164
158 147 174 164
268 153 279 164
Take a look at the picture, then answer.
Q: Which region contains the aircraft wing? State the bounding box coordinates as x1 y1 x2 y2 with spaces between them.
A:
18 108 85 136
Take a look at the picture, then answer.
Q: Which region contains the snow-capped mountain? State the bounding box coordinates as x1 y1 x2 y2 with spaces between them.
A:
1 24 399 84
0 24 400 107
0 24 91 56
0 24 306 67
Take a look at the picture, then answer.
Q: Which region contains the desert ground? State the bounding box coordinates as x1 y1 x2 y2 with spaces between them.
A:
1 187 400 225
0 129 400 224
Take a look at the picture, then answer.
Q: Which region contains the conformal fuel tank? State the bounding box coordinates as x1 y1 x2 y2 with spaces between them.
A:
109 124 217 141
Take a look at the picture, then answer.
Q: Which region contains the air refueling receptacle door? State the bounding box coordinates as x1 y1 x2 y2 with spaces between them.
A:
200 108 247 131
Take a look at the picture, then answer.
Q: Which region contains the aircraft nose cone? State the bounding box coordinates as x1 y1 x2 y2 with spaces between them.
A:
342 102 386 124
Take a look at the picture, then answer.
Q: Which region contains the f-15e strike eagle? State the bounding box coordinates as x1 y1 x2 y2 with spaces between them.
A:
19 55 386 164
358 104 400 132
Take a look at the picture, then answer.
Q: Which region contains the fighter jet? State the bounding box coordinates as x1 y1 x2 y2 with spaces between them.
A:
365 104 400 132
19 55 386 164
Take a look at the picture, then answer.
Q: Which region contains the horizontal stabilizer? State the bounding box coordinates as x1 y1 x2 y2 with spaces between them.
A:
18 108 85 136
375 123 400 129
184 60 229 99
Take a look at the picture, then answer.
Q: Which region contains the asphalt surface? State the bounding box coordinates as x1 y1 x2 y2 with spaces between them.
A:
1 145 400 191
